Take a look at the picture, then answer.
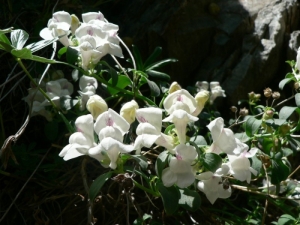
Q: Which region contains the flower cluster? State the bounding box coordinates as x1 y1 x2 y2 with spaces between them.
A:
196 81 226 104
23 75 73 121
40 11 123 70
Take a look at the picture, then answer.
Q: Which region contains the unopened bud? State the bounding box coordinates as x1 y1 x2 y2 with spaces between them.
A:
294 82 300 90
230 106 237 113
239 107 248 116
272 91 280 100
169 82 181 94
264 88 272 98
193 90 210 116
120 100 139 124
71 14 80 35
248 92 255 99
263 110 274 120
87 95 108 120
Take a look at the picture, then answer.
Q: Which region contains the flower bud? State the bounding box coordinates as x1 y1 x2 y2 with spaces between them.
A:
193 90 209 116
120 100 139 124
239 107 248 116
195 81 209 91
71 14 80 35
263 110 274 120
294 82 300 90
86 95 108 120
272 91 280 100
169 82 181 94
230 106 237 113
263 88 272 98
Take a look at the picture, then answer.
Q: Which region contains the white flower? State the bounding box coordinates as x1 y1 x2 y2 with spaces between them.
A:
75 22 123 57
89 137 133 169
86 95 108 120
163 89 197 115
210 82 226 104
44 78 73 108
78 75 98 110
207 117 236 154
40 11 71 46
163 109 198 144
195 81 209 92
59 114 96 160
94 108 130 137
134 108 174 154
196 165 231 204
120 100 139 124
227 148 258 183
161 144 197 188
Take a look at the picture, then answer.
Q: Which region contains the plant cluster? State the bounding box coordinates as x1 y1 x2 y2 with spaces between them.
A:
1 9 300 225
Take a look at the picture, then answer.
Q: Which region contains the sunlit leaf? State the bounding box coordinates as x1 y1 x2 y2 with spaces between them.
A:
107 75 132 95
202 153 222 172
270 159 290 185
178 188 201 211
245 116 262 137
11 29 29 49
145 58 178 71
11 48 32 59
279 106 297 120
147 70 170 81
279 78 293 90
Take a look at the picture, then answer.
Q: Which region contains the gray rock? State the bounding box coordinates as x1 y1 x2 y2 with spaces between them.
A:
116 0 300 105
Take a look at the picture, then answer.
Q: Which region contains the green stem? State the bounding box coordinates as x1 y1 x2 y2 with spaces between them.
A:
132 180 160 197
16 58 59 111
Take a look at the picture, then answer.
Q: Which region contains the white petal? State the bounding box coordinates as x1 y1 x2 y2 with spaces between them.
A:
162 168 177 187
207 117 223 141
82 12 104 23
136 123 160 136
176 172 195 188
133 134 159 155
136 108 162 131
40 28 54 40
175 144 197 163
215 128 236 154
195 171 214 180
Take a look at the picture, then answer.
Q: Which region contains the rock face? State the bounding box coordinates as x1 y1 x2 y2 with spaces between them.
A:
113 0 300 105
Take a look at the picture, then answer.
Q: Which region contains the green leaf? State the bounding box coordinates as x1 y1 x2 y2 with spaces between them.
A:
144 46 162 68
130 155 148 170
132 45 144 70
202 153 222 172
277 214 296 225
295 93 300 107
281 147 293 157
107 75 132 95
250 155 262 176
109 66 118 86
0 33 11 46
11 48 32 59
60 96 78 111
145 58 178 71
66 46 79 65
147 79 160 97
44 121 58 141
270 159 290 185
31 55 56 63
146 70 170 81
11 29 29 49
58 46 67 59
157 182 180 214
190 135 207 146
26 38 58 53
155 151 169 178
178 188 201 211
245 116 262 137
0 40 13 52
234 132 250 142
279 106 297 120
279 78 293 90
89 171 113 201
